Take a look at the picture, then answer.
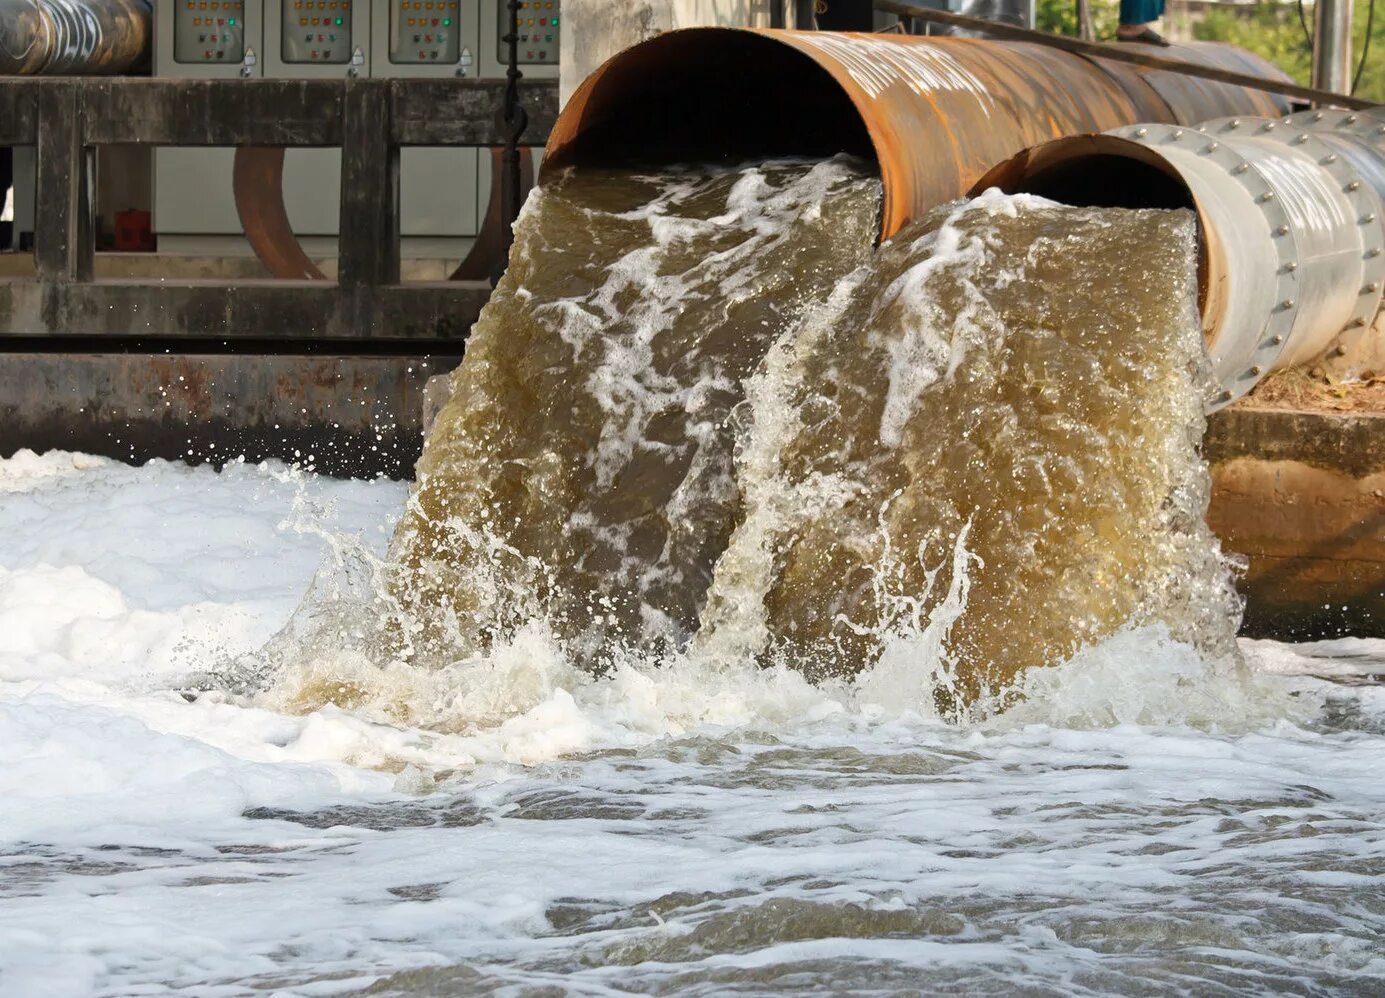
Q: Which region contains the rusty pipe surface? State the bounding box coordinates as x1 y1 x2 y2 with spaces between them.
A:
543 28 1290 241
974 107 1385 408
0 0 150 75
233 146 328 282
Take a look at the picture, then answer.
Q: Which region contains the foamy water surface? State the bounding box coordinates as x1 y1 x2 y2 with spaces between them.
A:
2 451 1384 995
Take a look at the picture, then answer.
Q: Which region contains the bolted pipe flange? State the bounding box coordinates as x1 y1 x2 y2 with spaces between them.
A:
1267 110 1385 337
1132 118 1299 405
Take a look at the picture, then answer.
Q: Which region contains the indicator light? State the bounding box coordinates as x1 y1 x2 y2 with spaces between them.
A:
228 16 235 24
334 16 343 24
442 17 451 25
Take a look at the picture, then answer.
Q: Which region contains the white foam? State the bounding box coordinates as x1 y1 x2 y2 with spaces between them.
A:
3 450 1383 995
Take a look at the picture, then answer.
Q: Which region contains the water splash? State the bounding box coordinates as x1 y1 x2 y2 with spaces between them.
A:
243 170 1280 745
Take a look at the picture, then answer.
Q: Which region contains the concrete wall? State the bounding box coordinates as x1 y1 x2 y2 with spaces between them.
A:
559 0 784 105
0 354 461 479
1207 405 1385 640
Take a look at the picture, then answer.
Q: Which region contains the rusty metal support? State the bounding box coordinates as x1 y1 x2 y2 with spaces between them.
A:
0 0 151 75
495 0 528 287
544 27 1292 241
975 107 1385 408
452 148 535 281
233 147 328 281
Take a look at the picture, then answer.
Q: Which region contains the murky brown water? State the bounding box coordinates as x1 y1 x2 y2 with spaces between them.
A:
389 161 881 662
698 194 1241 712
384 166 1235 717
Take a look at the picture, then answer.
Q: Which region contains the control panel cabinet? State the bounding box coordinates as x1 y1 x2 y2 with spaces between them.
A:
157 0 261 78
277 0 360 66
478 0 558 76
154 0 554 249
155 0 263 240
168 0 253 68
372 0 482 239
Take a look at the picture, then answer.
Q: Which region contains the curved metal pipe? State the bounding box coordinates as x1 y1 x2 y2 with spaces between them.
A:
974 108 1385 408
543 28 1291 241
0 0 150 75
232 146 328 282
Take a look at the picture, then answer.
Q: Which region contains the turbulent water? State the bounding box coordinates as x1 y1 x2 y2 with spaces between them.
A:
9 162 1385 995
387 163 1238 717
699 193 1242 714
389 160 881 662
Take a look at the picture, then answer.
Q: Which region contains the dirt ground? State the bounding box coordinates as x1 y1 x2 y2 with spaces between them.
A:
1237 367 1385 414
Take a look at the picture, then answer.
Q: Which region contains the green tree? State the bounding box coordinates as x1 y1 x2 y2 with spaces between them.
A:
1191 0 1381 103
1036 0 1121 37
1038 0 1383 103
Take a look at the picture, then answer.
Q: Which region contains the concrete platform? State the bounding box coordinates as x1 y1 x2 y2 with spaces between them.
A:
1207 405 1385 640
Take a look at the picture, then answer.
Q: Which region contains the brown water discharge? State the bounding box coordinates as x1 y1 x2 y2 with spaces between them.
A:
387 162 1239 711
389 160 882 662
697 192 1241 712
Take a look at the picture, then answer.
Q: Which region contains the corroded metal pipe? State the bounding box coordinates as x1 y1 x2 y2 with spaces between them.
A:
975 107 1385 407
0 0 151 75
543 27 1290 240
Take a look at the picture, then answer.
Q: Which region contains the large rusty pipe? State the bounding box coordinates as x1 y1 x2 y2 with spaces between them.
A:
543 28 1291 241
0 0 150 75
974 107 1385 407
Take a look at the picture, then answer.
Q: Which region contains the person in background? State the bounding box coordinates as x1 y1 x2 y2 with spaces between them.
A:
1116 0 1171 44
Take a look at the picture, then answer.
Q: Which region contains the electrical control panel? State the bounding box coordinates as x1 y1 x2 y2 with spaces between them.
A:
282 0 354 63
172 0 249 65
495 0 557 65
389 0 462 64
155 0 553 249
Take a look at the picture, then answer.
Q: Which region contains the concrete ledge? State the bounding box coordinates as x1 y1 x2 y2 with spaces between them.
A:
0 353 460 478
1207 405 1385 639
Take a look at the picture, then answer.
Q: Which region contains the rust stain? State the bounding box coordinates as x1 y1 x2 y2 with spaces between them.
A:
233 146 329 281
544 28 1289 243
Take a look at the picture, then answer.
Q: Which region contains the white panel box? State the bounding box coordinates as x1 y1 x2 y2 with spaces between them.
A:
154 0 546 246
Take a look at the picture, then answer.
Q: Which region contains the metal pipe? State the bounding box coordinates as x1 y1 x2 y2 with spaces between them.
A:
1312 0 1353 97
974 108 1385 408
877 0 1377 109
0 0 151 76
542 28 1292 241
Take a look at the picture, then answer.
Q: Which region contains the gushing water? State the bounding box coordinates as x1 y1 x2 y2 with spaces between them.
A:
389 160 881 663
376 162 1242 721
6 160 1384 995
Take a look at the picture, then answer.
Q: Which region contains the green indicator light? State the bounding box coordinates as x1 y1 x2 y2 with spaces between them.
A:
228 16 236 23
334 16 342 24
442 17 451 25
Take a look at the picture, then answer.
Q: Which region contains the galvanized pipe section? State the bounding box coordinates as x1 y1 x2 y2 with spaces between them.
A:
0 0 150 75
974 108 1385 408
543 28 1290 241
1311 0 1353 97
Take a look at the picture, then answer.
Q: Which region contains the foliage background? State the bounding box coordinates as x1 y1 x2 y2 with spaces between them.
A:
1035 0 1382 102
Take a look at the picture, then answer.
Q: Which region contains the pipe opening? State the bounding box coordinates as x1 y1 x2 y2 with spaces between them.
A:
544 30 874 173
991 154 1195 213
973 139 1209 318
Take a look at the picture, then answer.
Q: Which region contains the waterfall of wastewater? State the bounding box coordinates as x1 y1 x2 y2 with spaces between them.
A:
270 159 1240 722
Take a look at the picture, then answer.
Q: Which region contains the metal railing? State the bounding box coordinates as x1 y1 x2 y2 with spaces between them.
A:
0 75 559 348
